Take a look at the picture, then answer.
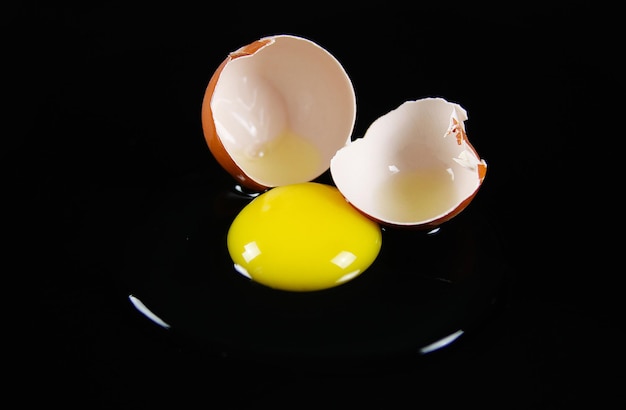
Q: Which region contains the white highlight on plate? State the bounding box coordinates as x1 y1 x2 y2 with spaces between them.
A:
128 294 171 329
234 184 261 196
233 263 252 279
419 329 464 354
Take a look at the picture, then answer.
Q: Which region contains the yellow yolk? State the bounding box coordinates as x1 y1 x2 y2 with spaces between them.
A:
227 182 382 292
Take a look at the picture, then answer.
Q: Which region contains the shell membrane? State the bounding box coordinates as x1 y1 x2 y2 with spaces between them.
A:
201 36 487 229
201 34 356 191
330 98 487 229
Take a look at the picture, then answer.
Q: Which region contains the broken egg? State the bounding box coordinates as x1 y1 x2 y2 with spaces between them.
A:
227 182 382 292
330 97 487 230
201 34 356 191
201 35 487 232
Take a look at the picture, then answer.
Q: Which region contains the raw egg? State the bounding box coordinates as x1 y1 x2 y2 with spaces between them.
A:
330 97 487 230
201 34 356 191
227 182 382 292
204 36 488 292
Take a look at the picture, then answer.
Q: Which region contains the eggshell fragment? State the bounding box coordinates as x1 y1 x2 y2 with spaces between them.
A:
330 97 487 230
201 35 357 191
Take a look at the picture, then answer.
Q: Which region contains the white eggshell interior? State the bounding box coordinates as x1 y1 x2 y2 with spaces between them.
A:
210 35 356 187
330 98 486 226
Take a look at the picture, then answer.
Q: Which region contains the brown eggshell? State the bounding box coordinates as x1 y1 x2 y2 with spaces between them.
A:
201 40 271 192
201 35 356 191
330 98 487 230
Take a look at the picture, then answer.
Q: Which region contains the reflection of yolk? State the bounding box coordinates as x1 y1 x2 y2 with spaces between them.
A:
227 182 382 292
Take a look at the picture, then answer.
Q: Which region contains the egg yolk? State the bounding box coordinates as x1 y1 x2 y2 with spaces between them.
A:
227 182 382 292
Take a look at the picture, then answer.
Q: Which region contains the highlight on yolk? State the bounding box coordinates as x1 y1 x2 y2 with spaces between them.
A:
227 182 382 292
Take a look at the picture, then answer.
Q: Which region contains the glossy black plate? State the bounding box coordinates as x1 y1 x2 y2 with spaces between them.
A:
119 170 508 371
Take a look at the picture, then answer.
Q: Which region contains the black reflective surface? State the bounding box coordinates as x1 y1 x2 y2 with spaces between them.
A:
120 170 508 370
16 3 624 408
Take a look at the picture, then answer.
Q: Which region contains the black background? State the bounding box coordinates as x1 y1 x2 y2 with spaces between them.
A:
9 2 624 408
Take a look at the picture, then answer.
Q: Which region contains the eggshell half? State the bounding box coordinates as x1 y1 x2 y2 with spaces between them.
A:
201 35 357 191
330 97 487 230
